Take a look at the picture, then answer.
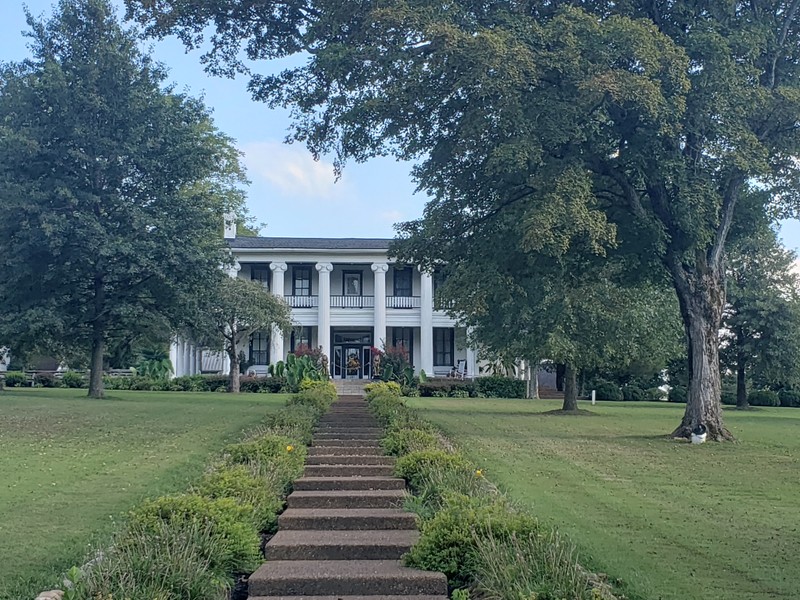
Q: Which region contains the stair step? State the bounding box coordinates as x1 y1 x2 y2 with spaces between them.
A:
312 439 380 448
306 455 394 466
313 433 382 441
248 560 447 596
250 596 446 600
315 427 383 434
304 464 394 477
293 477 406 491
264 529 419 560
278 508 417 530
287 489 405 509
308 446 384 456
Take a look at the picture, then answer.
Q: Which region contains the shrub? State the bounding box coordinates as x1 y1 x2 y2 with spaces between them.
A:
381 428 439 457
475 376 525 398
33 372 59 387
130 494 261 575
287 380 336 413
80 520 230 600
644 387 665 402
404 494 539 589
225 434 305 468
263 404 319 444
2 371 28 387
721 389 737 406
364 380 402 399
195 464 285 533
748 389 779 407
61 370 86 388
418 379 477 397
778 389 800 408
668 385 687 403
395 450 473 493
593 380 623 401
621 385 645 401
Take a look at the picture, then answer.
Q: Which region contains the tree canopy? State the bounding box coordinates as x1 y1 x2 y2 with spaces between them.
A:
127 0 800 438
0 0 246 397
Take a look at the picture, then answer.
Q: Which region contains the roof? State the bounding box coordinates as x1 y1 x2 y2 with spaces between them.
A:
228 237 393 250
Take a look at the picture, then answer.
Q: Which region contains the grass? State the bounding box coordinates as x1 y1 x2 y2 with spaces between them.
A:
407 397 800 600
0 387 288 599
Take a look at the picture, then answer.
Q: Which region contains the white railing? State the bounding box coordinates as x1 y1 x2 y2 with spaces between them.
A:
331 295 375 308
287 295 318 308
386 296 421 309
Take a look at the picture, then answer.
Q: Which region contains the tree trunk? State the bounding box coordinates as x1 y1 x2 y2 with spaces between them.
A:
736 356 749 409
228 348 240 393
555 363 565 391
669 264 734 441
88 328 105 398
562 362 578 411
530 364 539 399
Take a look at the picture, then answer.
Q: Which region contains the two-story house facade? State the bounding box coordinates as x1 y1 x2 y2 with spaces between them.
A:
222 232 477 380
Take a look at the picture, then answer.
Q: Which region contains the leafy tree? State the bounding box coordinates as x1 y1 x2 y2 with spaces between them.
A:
135 345 174 379
0 0 245 397
722 227 800 408
127 0 800 439
194 277 292 393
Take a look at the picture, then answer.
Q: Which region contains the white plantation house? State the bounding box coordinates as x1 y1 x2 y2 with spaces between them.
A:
171 222 479 380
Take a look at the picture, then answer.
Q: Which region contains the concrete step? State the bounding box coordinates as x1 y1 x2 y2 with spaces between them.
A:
312 439 380 448
314 426 383 434
317 420 380 427
304 464 394 477
249 560 447 596
313 433 382 441
287 489 405 509
264 529 419 560
308 446 384 456
306 455 394 466
278 508 417 531
293 477 406 491
250 596 446 600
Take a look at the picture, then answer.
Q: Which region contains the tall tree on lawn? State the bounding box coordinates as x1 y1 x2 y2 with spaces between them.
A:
0 0 246 397
127 0 800 438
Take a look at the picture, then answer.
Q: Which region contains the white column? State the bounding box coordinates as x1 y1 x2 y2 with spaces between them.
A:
189 344 197 376
465 327 477 379
180 340 189 377
419 269 434 375
316 262 333 369
222 351 231 376
196 348 203 374
169 339 179 378
270 262 288 364
372 263 388 348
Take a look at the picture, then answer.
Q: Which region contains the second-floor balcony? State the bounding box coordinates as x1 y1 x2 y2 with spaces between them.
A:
331 295 375 308
287 295 319 308
386 296 421 309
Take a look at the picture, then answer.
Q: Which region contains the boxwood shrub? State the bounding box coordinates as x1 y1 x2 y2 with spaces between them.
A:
593 380 623 401
2 371 28 387
748 389 780 407
418 379 477 397
475 376 525 398
779 389 800 408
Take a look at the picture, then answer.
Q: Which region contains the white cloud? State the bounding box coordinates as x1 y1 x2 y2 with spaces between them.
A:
380 210 404 224
240 141 343 199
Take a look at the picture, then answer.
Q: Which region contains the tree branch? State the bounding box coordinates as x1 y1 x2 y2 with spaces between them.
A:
769 0 800 88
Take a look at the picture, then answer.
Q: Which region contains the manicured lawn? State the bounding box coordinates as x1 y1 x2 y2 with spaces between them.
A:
408 397 800 600
0 388 288 600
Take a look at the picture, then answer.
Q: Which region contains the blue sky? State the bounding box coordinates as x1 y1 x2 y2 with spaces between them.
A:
2 0 800 252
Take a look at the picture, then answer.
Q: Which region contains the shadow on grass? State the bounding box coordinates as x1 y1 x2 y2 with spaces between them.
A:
542 408 597 416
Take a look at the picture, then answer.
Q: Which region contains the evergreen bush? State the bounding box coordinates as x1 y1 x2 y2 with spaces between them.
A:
748 389 780 407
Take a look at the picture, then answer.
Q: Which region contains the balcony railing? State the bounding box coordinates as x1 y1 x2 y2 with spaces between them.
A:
287 295 318 308
386 295 421 309
331 295 374 308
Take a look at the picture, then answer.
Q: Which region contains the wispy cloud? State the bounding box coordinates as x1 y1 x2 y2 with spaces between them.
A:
240 141 343 199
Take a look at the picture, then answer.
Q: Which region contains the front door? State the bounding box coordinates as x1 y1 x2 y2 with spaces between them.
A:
344 346 362 379
333 344 373 379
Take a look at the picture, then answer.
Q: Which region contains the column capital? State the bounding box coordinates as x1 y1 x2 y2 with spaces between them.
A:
371 263 389 273
316 262 334 273
270 261 288 272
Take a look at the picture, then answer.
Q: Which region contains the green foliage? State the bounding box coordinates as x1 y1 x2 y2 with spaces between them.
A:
475 376 525 398
364 380 402 399
270 353 327 391
394 450 473 494
224 434 306 475
644 387 665 402
263 404 320 444
778 389 800 408
61 371 86 388
287 380 336 413
381 428 439 457
621 385 645 402
418 379 476 398
2 372 27 387
668 385 687 404
404 494 539 589
0 0 246 398
748 390 780 407
195 464 284 533
78 520 230 600
593 380 623 402
130 494 261 574
136 346 174 380
33 373 59 388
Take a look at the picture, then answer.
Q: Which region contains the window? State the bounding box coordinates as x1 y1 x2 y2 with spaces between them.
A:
249 330 270 365
343 271 362 296
293 266 312 296
391 327 414 365
251 265 270 289
290 327 311 352
393 266 413 297
433 328 454 366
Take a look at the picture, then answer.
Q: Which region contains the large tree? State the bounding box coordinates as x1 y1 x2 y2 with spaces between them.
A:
0 0 245 397
128 0 800 439
193 276 292 393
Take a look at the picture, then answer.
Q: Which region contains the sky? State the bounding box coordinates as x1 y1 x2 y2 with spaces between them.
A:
2 0 800 251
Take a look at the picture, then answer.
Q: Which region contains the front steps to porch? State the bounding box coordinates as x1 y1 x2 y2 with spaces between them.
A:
248 395 447 600
332 379 371 396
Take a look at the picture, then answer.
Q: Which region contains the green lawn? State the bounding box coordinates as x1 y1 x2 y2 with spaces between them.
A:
408 397 800 600
0 388 288 599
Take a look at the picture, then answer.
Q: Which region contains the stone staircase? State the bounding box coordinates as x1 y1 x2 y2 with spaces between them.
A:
332 379 371 397
248 395 447 600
